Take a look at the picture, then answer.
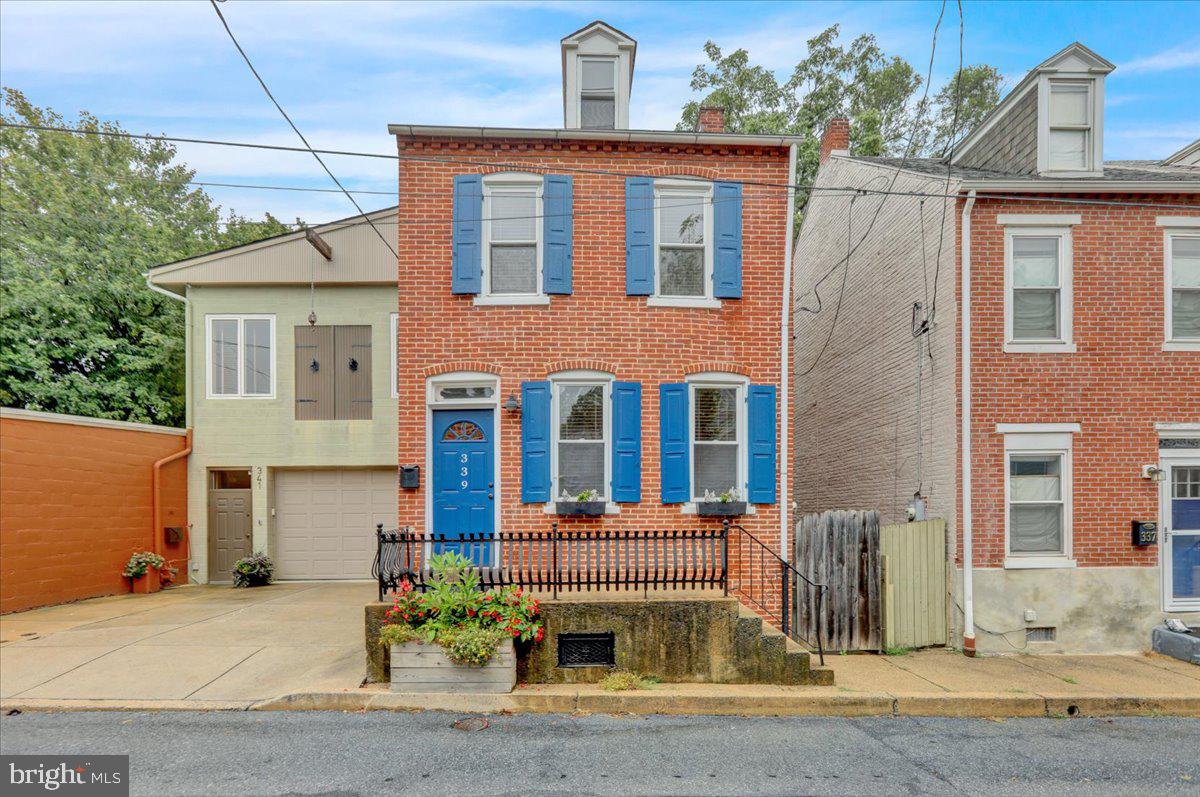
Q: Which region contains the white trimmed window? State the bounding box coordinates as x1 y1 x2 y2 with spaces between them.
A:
480 174 543 304
206 315 274 398
999 424 1078 568
1046 81 1093 172
579 57 617 130
1001 219 1076 352
689 375 747 501
1166 232 1200 347
653 180 715 307
551 373 612 501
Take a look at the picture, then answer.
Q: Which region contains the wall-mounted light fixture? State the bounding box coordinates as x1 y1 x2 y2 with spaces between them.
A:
1141 464 1166 482
503 393 521 412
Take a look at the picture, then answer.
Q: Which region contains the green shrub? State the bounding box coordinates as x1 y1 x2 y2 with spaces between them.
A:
232 552 274 588
599 670 657 691
439 626 508 667
122 551 165 579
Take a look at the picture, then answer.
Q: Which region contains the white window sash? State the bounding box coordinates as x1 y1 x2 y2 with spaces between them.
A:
550 378 612 501
1003 440 1073 565
577 57 617 127
205 314 275 399
1003 227 1074 351
481 175 543 299
1165 231 1200 347
687 380 746 502
653 183 714 301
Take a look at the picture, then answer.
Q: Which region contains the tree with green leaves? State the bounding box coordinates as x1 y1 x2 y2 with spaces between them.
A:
678 26 1002 209
0 88 291 426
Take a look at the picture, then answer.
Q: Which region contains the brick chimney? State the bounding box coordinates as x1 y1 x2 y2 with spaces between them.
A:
819 117 850 163
697 105 726 134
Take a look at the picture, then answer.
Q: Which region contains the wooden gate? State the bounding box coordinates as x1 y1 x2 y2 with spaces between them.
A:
794 512 948 652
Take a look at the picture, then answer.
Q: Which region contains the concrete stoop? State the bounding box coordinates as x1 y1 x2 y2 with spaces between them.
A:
732 604 833 686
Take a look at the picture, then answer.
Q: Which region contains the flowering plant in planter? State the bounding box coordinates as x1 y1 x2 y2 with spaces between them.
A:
380 551 543 666
122 551 166 579
232 552 274 588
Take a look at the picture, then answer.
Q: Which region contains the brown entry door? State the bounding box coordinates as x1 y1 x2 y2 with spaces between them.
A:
208 470 253 582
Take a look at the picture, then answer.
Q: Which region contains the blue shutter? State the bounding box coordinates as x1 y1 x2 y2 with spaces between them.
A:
451 175 482 294
542 175 573 295
611 382 642 502
659 383 690 503
626 177 654 295
747 384 777 504
713 181 743 299
521 381 551 503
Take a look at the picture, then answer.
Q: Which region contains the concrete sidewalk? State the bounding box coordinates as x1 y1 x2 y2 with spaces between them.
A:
3 585 1198 717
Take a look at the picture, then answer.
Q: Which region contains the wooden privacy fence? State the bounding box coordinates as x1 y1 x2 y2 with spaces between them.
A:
793 511 947 652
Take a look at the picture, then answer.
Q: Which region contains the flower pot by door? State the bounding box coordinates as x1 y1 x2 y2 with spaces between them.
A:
131 568 161 595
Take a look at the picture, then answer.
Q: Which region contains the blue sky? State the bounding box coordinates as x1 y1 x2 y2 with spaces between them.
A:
2 0 1197 224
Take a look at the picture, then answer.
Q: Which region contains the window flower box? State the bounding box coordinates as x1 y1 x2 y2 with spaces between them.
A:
390 638 516 694
555 500 606 517
697 500 747 518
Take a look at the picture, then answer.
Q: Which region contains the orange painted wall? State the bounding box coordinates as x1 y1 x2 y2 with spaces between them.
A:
0 414 189 613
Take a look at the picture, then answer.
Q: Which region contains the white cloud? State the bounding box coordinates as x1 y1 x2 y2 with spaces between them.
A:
1120 41 1200 75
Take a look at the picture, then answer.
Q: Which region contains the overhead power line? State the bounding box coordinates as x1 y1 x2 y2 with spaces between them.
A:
4 122 1196 212
206 0 397 258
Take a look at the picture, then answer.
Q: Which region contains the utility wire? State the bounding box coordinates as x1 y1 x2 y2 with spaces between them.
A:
206 0 397 258
4 122 1196 212
798 194 857 378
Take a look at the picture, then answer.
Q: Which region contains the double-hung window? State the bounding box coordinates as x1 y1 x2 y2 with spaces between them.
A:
1166 232 1200 347
1002 219 1075 352
654 181 713 304
1047 82 1093 172
1000 424 1077 568
691 381 744 500
207 315 274 398
482 175 542 302
579 57 617 130
552 377 610 501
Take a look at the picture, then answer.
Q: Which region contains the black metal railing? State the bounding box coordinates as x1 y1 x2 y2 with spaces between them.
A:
372 520 825 665
725 522 826 665
374 523 727 601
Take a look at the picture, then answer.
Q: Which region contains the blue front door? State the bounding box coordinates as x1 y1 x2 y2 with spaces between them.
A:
432 409 495 565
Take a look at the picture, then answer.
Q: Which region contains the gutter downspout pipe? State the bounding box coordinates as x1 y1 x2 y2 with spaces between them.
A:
152 429 193 560
780 142 799 561
960 190 977 656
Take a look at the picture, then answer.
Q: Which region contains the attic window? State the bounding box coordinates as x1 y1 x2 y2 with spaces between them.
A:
1047 82 1092 171
579 58 616 129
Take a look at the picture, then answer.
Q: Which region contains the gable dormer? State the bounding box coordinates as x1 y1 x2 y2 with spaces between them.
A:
952 43 1115 178
561 21 636 130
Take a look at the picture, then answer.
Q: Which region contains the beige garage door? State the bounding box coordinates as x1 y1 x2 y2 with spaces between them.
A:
273 469 396 580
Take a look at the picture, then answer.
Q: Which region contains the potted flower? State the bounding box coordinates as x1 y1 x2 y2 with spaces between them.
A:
123 551 166 594
232 553 274 588
697 487 748 517
380 551 542 694
555 489 606 517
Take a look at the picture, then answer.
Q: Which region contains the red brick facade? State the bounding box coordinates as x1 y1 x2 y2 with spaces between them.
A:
959 194 1200 568
394 136 790 561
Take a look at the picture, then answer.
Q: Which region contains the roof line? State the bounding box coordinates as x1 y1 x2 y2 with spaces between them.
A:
387 124 800 148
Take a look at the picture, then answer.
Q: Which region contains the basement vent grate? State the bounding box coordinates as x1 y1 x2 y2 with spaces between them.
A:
1026 626 1057 643
557 632 615 668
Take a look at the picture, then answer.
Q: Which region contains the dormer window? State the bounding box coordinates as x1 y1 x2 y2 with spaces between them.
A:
580 58 617 129
1047 82 1092 171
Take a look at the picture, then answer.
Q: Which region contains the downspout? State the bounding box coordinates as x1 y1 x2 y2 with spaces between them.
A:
959 190 977 656
144 275 192 426
780 142 798 561
152 429 193 560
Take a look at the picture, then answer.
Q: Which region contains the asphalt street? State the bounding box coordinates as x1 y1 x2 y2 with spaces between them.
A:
1 710 1197 796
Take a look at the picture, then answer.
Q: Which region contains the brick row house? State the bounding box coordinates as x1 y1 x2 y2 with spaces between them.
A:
793 43 1199 653
391 22 798 609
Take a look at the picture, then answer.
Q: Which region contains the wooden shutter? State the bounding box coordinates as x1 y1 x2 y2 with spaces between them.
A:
451 175 483 294
712 181 743 299
542 174 574 294
611 381 642 502
625 177 654 295
747 384 776 503
659 383 690 503
334 325 372 421
294 325 334 421
521 381 551 503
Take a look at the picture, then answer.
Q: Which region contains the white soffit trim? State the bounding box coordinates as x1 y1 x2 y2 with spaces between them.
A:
997 214 1082 226
996 422 1082 434
1156 216 1200 228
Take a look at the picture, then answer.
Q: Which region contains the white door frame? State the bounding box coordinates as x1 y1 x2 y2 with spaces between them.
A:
1159 445 1200 612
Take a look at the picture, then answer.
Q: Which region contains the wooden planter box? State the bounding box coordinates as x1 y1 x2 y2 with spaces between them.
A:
555 501 606 517
390 638 516 694
697 501 747 517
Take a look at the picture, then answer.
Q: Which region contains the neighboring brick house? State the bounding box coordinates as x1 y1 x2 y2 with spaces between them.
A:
390 22 798 605
793 43 1199 653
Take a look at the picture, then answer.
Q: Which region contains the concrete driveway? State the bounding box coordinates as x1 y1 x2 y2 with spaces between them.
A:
0 582 373 705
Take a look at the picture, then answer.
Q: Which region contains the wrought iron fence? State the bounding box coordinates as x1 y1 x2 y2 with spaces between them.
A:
373 520 825 665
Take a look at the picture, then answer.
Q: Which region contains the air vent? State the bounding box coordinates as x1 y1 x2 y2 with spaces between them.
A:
557 632 615 668
1026 626 1057 643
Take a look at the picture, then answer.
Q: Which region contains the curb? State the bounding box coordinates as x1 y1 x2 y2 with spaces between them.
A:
6 691 1199 718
